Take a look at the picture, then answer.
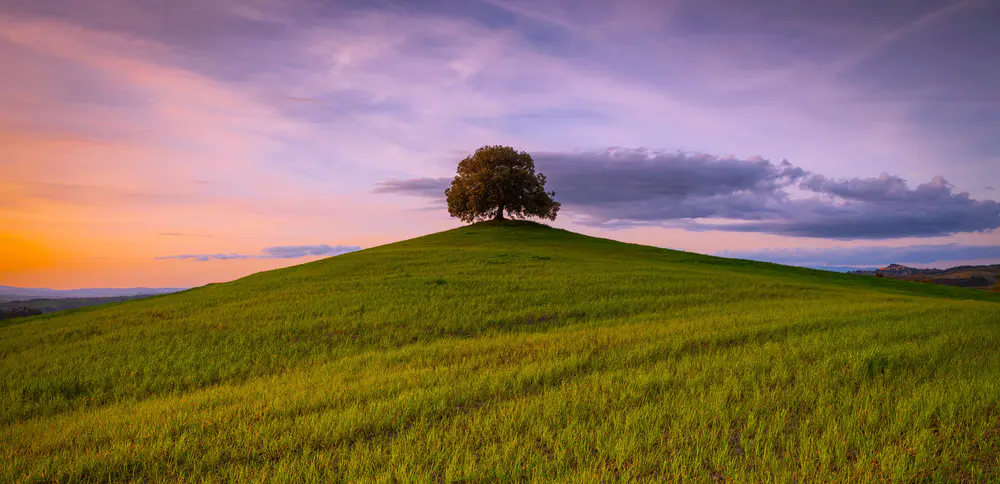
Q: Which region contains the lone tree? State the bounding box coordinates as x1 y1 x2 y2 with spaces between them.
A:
445 145 560 223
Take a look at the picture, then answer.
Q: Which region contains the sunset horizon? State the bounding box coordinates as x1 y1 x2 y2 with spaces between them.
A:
2 0 998 289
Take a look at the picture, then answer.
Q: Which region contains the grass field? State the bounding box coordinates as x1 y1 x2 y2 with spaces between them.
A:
3 221 999 482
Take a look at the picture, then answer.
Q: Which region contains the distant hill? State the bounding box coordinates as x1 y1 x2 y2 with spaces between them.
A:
0 295 171 320
849 263 926 277
0 285 185 302
805 265 878 273
2 221 999 481
850 264 1000 289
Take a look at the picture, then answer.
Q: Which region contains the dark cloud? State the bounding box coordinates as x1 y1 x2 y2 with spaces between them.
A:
800 173 936 202
376 147 1000 239
713 174 1000 239
719 244 1000 267
156 244 360 262
533 149 807 224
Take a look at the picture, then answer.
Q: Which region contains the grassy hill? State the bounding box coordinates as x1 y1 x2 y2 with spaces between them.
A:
2 221 999 482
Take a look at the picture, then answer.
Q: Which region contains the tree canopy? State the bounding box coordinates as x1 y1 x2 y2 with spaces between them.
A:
445 145 560 223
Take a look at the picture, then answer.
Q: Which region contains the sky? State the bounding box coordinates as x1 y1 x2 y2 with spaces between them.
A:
1 0 998 289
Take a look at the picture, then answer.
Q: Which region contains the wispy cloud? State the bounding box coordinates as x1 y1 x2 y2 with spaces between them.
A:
258 245 361 259
832 0 983 74
375 177 452 198
156 244 361 262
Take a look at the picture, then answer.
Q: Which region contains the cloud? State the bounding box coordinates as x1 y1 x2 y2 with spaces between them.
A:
375 177 452 198
719 244 1000 267
259 244 361 259
377 147 1000 239
156 244 361 262
533 149 807 223
717 174 1000 239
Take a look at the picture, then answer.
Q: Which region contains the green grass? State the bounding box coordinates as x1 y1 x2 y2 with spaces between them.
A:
2 221 999 482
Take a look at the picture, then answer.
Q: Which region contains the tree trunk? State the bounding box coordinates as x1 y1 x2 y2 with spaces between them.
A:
494 203 505 221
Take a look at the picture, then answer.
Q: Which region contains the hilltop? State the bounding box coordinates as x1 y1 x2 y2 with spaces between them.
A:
2 222 999 482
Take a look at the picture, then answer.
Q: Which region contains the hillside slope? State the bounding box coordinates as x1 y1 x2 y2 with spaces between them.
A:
2 222 999 482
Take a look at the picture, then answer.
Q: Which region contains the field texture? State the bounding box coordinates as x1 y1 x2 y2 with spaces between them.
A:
2 222 999 482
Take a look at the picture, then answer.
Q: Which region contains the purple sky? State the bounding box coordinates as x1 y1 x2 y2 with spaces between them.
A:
1 0 999 287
